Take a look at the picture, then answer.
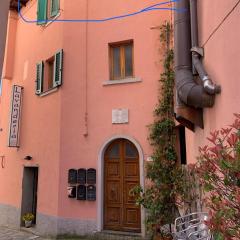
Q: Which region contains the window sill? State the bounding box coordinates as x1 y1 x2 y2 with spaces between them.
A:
41 12 61 28
39 87 58 97
102 77 142 86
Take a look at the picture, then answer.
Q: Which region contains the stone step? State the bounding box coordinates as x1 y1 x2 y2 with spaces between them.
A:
89 231 146 240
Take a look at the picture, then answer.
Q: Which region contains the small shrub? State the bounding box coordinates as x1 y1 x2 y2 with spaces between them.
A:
195 113 240 239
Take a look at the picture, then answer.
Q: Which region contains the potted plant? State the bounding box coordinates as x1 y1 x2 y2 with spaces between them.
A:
154 234 172 240
22 213 34 228
153 225 173 240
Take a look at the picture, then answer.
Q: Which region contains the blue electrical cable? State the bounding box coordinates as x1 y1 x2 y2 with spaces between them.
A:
18 0 185 24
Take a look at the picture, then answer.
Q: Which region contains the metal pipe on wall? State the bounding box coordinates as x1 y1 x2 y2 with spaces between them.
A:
190 0 221 95
190 0 199 48
174 0 215 109
189 0 198 75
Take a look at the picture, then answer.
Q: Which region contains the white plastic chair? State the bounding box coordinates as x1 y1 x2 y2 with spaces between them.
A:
172 212 213 240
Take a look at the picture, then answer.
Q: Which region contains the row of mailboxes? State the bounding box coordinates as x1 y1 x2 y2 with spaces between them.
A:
68 185 96 201
68 168 96 184
68 168 96 201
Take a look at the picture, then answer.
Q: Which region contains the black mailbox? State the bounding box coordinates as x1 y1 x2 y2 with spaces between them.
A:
68 169 77 184
87 185 96 201
67 186 76 198
77 185 86 200
77 168 86 184
87 168 96 184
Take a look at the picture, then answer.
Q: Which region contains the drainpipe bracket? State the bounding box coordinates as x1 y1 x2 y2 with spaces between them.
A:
191 46 204 57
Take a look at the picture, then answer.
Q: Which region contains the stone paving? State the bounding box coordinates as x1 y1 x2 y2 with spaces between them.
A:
0 226 47 240
0 226 145 240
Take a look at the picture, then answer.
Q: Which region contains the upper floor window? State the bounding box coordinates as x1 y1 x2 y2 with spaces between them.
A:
36 50 63 95
37 0 60 25
44 56 54 91
109 40 134 80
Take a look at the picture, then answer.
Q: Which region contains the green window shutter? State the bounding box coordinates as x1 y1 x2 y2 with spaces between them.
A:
37 0 48 25
53 49 63 87
36 62 44 95
50 0 59 17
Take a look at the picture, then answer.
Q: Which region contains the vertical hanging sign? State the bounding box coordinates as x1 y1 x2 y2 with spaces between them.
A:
8 85 23 147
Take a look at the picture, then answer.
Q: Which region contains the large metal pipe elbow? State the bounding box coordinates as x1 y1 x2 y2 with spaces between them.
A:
190 0 221 95
176 68 215 108
192 53 221 94
175 0 220 111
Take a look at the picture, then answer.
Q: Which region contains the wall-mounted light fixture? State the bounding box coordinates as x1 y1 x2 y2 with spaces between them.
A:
24 155 32 160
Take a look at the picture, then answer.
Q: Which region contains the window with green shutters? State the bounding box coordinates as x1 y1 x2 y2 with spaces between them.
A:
36 62 44 95
50 0 59 17
53 50 63 87
35 50 63 95
37 0 47 25
37 0 60 25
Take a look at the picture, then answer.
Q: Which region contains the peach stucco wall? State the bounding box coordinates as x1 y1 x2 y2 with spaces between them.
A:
0 0 63 216
58 0 172 220
186 0 240 163
2 11 17 80
0 0 172 225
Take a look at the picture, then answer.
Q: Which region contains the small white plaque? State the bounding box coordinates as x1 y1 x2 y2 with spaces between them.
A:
112 109 129 124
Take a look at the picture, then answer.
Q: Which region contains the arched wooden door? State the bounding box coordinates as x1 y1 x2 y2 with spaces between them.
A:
104 139 141 232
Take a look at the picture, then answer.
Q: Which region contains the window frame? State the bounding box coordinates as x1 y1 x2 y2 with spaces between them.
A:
43 56 55 92
109 40 134 80
37 0 60 25
50 0 60 18
37 0 48 25
35 49 63 96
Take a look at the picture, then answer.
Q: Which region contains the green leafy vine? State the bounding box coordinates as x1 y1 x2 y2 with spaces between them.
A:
132 22 185 238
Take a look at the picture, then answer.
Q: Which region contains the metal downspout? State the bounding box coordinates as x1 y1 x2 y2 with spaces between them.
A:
190 0 221 95
174 0 221 129
174 0 215 108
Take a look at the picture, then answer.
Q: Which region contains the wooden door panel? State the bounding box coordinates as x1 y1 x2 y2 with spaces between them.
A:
124 162 139 178
106 181 121 203
105 207 121 225
104 139 141 232
124 207 141 225
124 181 138 203
106 162 120 178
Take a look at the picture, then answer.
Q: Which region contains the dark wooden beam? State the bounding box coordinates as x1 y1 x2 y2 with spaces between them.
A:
10 0 29 11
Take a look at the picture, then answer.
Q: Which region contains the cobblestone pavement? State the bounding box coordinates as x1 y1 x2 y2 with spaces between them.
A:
0 226 143 240
0 226 92 240
0 226 47 240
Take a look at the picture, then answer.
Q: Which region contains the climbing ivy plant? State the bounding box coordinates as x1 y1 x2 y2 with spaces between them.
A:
133 22 186 238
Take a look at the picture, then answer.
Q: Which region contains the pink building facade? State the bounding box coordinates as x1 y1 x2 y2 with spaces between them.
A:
0 0 172 237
